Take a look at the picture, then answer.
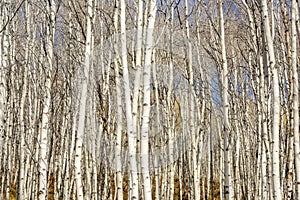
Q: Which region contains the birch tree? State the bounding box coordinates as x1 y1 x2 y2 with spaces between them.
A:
120 0 139 198
19 0 31 199
0 1 8 198
140 1 157 199
39 0 56 199
113 0 123 199
0 0 299 199
74 0 93 199
261 0 282 199
217 0 233 199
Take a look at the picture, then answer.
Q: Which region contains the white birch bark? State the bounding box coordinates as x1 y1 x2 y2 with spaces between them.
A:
261 0 282 199
0 4 8 196
19 1 30 198
151 48 161 200
140 1 157 199
119 0 139 198
0 0 7 158
71 61 81 200
185 2 200 198
232 51 241 200
218 0 232 199
31 52 40 200
62 3 75 198
164 4 175 200
259 55 271 199
39 1 56 199
132 0 144 131
74 0 93 199
113 1 123 199
184 0 193 85
131 1 144 194
6 28 14 200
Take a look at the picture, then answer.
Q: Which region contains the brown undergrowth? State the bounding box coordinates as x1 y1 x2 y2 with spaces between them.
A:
3 172 220 199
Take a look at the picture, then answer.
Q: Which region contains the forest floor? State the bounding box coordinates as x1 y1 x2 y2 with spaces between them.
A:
4 173 221 199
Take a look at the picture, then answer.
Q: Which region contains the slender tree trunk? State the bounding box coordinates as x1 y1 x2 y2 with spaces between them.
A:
19 1 30 199
140 1 157 199
218 0 232 199
131 1 144 198
74 0 93 199
39 1 56 199
119 0 139 199
113 1 123 199
261 0 282 199
151 48 161 200
0 2 8 197
166 4 175 200
291 0 300 198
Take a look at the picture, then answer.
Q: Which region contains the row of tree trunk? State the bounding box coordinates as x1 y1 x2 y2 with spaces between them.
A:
0 0 299 199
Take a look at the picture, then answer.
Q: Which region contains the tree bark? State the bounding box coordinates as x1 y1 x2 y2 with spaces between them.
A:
291 0 300 198
74 0 93 199
140 1 157 199
218 0 233 199
261 0 282 199
39 1 56 199
119 0 139 198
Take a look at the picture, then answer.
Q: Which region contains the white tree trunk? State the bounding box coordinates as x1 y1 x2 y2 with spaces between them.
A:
74 0 93 199
19 1 30 199
0 4 8 197
261 0 282 199
119 0 139 198
6 27 15 200
167 4 175 200
39 1 56 199
140 1 157 199
151 48 161 200
218 0 232 199
131 1 144 197
113 1 123 199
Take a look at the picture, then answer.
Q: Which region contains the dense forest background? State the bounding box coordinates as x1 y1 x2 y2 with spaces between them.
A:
0 0 300 199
